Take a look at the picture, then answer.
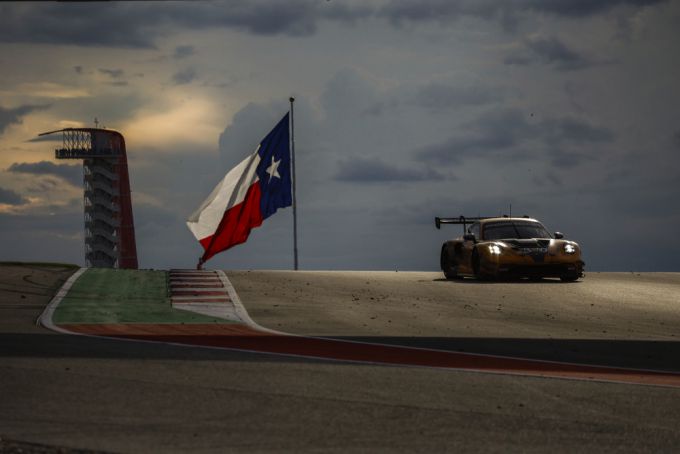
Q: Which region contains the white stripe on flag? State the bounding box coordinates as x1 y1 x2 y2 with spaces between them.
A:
187 147 261 241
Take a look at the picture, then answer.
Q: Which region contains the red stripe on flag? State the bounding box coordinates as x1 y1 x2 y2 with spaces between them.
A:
200 182 263 261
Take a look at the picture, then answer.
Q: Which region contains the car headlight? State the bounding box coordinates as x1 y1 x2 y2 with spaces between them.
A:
488 244 502 255
564 244 576 254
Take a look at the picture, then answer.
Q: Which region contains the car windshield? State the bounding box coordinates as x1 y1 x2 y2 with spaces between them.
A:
483 221 552 240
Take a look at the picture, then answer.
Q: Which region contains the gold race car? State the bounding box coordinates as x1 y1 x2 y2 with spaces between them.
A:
436 216 584 281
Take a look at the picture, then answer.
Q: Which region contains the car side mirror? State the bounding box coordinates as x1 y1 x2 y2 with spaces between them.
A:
463 234 476 242
554 232 564 239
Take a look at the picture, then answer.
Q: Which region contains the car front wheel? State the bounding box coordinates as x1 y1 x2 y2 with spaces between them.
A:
472 248 492 281
472 248 482 278
560 273 580 282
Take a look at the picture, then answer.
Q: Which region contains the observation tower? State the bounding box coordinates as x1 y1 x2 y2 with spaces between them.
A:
39 127 138 269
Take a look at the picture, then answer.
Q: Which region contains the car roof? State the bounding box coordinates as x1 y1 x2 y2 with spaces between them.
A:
478 217 540 224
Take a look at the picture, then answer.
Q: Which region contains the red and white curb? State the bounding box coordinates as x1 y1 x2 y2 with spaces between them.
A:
168 270 278 331
169 269 242 323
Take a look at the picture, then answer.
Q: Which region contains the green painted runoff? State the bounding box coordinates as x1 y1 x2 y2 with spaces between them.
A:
53 268 231 324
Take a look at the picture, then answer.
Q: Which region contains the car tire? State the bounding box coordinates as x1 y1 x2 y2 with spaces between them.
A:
560 273 579 282
441 246 460 280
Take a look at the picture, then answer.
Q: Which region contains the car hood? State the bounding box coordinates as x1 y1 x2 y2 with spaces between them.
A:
494 239 552 248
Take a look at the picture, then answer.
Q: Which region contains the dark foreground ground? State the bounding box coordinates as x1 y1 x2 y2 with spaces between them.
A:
1 263 680 453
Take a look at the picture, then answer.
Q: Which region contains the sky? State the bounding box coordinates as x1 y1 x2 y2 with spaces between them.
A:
0 0 679 271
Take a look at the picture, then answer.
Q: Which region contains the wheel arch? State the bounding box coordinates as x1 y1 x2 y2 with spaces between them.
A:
440 240 460 270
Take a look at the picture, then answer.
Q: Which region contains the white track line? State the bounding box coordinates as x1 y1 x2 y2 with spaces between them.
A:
171 296 231 301
216 270 283 334
37 267 87 334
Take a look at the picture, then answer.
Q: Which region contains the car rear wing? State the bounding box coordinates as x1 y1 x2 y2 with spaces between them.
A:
435 216 491 230
435 215 532 231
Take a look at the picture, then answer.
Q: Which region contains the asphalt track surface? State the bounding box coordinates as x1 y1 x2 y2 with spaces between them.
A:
2 264 680 453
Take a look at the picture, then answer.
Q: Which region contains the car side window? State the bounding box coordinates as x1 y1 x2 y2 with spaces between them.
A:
469 223 480 240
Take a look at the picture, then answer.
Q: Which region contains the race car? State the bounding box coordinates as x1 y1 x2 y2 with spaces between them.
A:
436 216 584 281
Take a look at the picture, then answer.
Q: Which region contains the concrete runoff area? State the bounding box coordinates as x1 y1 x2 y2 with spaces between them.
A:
44 269 680 386
0 262 78 332
2 263 680 452
228 271 680 371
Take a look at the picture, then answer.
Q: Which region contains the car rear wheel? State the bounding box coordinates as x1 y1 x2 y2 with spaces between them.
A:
441 246 460 280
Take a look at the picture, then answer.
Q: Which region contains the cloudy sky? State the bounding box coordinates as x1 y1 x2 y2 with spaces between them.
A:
1 0 679 271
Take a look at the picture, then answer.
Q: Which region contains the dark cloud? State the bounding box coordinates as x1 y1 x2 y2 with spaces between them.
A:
26 178 60 194
415 82 505 112
522 0 667 18
73 65 83 74
0 3 157 48
132 203 181 240
0 1 667 49
173 45 195 59
219 102 288 170
375 196 528 227
362 101 399 116
0 104 50 135
0 2 374 48
0 200 84 265
532 171 563 187
0 200 82 228
602 174 680 219
503 55 532 66
505 36 592 71
543 117 614 145
564 82 587 113
380 0 666 27
0 186 26 206
55 93 144 128
418 134 519 165
335 157 445 183
8 161 82 186
322 68 379 112
320 68 398 124
548 149 594 168
98 68 124 78
417 109 531 164
172 67 197 85
197 2 322 36
416 109 613 166
379 1 469 24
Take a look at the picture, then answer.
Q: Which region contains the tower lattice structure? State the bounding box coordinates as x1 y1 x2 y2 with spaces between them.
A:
41 128 138 269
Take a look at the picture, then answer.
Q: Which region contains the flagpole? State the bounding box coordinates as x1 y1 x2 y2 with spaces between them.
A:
290 97 299 271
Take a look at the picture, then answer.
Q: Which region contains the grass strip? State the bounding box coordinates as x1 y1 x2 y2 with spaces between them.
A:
54 268 232 324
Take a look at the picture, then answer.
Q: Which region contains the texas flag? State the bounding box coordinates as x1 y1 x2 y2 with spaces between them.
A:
187 113 292 264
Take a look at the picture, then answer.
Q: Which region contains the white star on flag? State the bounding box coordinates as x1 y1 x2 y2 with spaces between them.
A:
266 156 281 182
